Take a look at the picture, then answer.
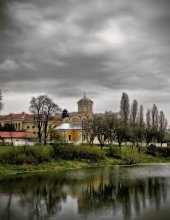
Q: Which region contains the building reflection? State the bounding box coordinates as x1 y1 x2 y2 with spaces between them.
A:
0 167 169 220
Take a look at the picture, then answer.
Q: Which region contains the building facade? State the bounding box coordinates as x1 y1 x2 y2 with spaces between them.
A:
0 112 62 138
0 131 36 146
56 94 94 144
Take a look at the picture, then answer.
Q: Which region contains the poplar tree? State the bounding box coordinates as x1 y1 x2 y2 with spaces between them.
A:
0 90 3 112
120 92 130 125
158 111 168 146
130 99 138 125
151 104 159 131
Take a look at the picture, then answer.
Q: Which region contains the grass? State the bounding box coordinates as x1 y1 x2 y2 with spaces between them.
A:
0 144 170 175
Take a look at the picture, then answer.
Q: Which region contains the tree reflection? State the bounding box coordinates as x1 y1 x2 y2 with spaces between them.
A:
0 168 169 220
78 170 169 220
0 173 69 220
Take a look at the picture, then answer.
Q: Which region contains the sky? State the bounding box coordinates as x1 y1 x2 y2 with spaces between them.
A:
0 0 170 120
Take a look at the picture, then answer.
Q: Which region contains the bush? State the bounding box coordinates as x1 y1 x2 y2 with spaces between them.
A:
53 145 105 162
157 147 170 157
0 146 52 165
121 147 141 165
106 146 121 159
146 144 157 157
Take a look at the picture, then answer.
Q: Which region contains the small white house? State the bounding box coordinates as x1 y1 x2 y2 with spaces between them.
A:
0 132 36 146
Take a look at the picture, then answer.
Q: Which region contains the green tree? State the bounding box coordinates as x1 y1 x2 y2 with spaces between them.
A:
61 109 69 119
157 110 168 147
3 123 15 131
130 99 138 125
114 118 128 148
120 92 130 126
151 104 159 131
0 90 3 112
136 105 145 146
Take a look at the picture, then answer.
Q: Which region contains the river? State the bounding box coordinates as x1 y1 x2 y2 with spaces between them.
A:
0 165 170 220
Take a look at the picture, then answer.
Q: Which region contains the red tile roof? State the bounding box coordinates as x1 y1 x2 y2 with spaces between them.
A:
0 112 62 122
0 112 34 121
0 132 36 139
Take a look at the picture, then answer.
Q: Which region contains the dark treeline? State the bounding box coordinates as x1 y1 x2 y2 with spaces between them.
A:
0 123 16 131
83 92 168 148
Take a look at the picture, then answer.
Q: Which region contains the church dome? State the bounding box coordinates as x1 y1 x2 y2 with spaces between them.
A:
77 94 93 114
78 94 93 103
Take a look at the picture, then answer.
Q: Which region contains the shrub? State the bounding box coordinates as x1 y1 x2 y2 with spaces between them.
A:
53 145 105 162
157 147 170 157
0 146 52 165
146 144 157 157
106 146 121 158
121 147 141 165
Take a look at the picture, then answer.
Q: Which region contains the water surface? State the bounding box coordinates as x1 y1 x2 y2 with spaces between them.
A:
0 165 170 220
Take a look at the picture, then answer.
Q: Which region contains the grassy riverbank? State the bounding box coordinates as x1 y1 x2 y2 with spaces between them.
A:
0 145 170 175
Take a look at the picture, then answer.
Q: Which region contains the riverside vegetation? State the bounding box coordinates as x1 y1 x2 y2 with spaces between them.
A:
0 144 170 175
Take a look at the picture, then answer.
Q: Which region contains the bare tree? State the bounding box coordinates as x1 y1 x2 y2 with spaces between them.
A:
30 95 61 145
82 117 97 146
95 116 109 149
105 114 117 144
120 92 130 126
43 97 61 145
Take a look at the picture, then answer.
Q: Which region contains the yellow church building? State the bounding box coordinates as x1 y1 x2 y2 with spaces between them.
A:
55 94 94 144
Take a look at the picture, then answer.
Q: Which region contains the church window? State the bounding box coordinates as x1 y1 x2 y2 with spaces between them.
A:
68 135 72 141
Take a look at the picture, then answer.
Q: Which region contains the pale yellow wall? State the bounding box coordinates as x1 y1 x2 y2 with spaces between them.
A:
58 130 79 143
70 117 81 122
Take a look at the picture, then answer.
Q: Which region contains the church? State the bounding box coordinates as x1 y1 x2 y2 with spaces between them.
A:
55 94 94 144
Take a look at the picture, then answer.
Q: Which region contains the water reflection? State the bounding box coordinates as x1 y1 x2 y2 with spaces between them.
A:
0 166 170 220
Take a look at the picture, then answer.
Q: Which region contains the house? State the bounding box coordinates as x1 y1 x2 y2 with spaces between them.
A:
55 94 119 144
0 131 36 146
55 122 83 144
55 94 94 144
0 112 62 137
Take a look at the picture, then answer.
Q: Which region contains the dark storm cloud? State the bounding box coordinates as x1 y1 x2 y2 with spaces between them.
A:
0 0 170 117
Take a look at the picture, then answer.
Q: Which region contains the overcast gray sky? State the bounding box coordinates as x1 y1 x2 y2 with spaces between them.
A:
0 0 170 120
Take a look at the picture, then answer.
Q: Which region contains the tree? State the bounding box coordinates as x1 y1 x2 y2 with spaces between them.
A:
0 90 3 112
82 117 97 146
30 95 61 145
62 109 69 119
145 109 152 146
129 99 138 146
138 105 144 127
120 92 130 126
114 118 128 148
158 111 168 147
105 114 117 144
151 104 159 131
130 99 138 125
146 109 151 130
95 116 109 149
145 106 162 146
3 123 15 131
136 105 145 146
